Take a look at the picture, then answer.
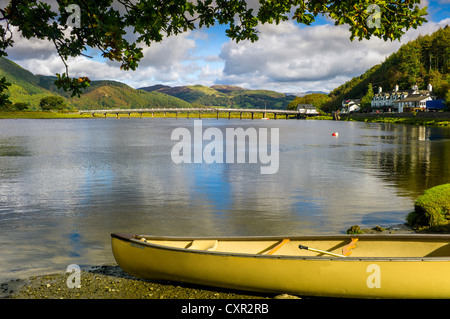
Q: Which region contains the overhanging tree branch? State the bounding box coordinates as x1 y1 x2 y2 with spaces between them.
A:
0 0 428 99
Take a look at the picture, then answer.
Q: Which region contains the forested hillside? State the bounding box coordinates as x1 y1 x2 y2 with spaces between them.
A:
0 58 55 109
323 26 449 111
140 84 295 109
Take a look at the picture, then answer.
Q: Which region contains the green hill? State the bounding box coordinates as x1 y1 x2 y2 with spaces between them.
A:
0 58 55 109
69 80 192 110
324 26 449 111
0 57 294 111
139 84 295 109
0 58 193 110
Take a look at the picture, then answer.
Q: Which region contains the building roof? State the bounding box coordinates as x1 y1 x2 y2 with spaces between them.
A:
297 104 316 109
397 94 431 102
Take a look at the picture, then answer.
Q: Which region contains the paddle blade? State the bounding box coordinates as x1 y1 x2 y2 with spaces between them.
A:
342 238 359 256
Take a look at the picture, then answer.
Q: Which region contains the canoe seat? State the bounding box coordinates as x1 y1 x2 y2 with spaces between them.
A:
187 240 218 251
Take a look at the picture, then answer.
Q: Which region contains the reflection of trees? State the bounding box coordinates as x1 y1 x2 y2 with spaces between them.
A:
360 124 450 198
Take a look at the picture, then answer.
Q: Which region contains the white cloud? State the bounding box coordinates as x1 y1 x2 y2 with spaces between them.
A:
4 26 56 61
6 27 202 88
216 18 449 93
138 33 197 68
217 22 393 92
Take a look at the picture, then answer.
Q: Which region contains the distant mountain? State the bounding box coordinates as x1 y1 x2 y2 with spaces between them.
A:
1 57 294 111
69 81 192 110
285 91 328 97
210 85 246 93
139 84 295 109
139 84 171 92
0 58 192 110
324 26 449 111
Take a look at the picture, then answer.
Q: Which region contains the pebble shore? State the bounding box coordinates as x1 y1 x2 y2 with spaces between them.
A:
1 224 415 300
1 265 278 299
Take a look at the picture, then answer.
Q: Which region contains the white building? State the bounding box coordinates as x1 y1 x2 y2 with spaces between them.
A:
297 104 319 115
371 84 435 113
341 99 361 113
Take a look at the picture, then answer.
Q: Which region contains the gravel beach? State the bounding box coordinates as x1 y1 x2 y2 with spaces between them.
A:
1 265 278 299
1 224 415 300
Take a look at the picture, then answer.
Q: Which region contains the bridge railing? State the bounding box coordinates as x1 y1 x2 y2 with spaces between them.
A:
78 107 313 119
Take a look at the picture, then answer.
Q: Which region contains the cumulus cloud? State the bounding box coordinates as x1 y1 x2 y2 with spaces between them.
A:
5 26 202 88
216 22 389 92
216 17 449 93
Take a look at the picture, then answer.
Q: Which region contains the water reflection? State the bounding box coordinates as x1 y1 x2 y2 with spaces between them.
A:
0 119 449 282
358 123 450 197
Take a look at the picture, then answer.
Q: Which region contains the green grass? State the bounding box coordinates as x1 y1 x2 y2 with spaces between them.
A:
407 184 450 231
0 111 93 119
341 114 450 127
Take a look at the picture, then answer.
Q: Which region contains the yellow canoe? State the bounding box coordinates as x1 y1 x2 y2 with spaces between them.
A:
111 233 450 299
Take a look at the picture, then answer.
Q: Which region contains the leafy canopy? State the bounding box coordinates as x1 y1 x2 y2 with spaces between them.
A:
0 0 428 100
39 95 68 110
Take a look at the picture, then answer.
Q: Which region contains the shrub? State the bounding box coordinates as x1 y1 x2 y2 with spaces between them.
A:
39 96 68 111
346 225 364 234
13 102 29 110
407 184 450 229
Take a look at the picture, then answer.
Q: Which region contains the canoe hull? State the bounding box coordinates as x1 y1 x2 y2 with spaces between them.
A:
111 233 450 298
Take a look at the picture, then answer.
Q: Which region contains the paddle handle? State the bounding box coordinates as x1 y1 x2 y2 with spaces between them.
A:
298 244 346 258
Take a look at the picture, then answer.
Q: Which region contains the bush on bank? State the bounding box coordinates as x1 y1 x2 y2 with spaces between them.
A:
407 184 450 231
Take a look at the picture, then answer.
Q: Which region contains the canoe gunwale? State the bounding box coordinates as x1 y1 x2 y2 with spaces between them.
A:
111 233 450 262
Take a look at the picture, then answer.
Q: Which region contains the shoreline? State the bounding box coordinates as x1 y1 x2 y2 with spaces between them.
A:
0 110 300 120
1 224 416 300
1 110 450 127
1 265 275 300
339 112 450 127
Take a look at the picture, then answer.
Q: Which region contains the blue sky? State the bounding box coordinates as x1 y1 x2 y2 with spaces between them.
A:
4 0 450 94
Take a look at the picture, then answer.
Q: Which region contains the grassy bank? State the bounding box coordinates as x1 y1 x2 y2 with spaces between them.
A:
1 111 448 127
0 110 300 120
407 184 450 232
0 111 93 119
340 113 450 127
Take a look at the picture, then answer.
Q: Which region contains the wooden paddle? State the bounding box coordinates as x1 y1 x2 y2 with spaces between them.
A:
298 244 346 258
342 238 359 256
266 239 290 255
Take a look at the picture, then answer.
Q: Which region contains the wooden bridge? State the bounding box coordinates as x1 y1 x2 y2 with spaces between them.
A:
79 107 312 119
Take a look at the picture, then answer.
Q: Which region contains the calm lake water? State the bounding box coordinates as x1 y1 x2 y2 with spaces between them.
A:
0 118 449 282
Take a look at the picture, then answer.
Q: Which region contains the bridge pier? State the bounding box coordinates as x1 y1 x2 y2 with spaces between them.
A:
80 108 302 120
